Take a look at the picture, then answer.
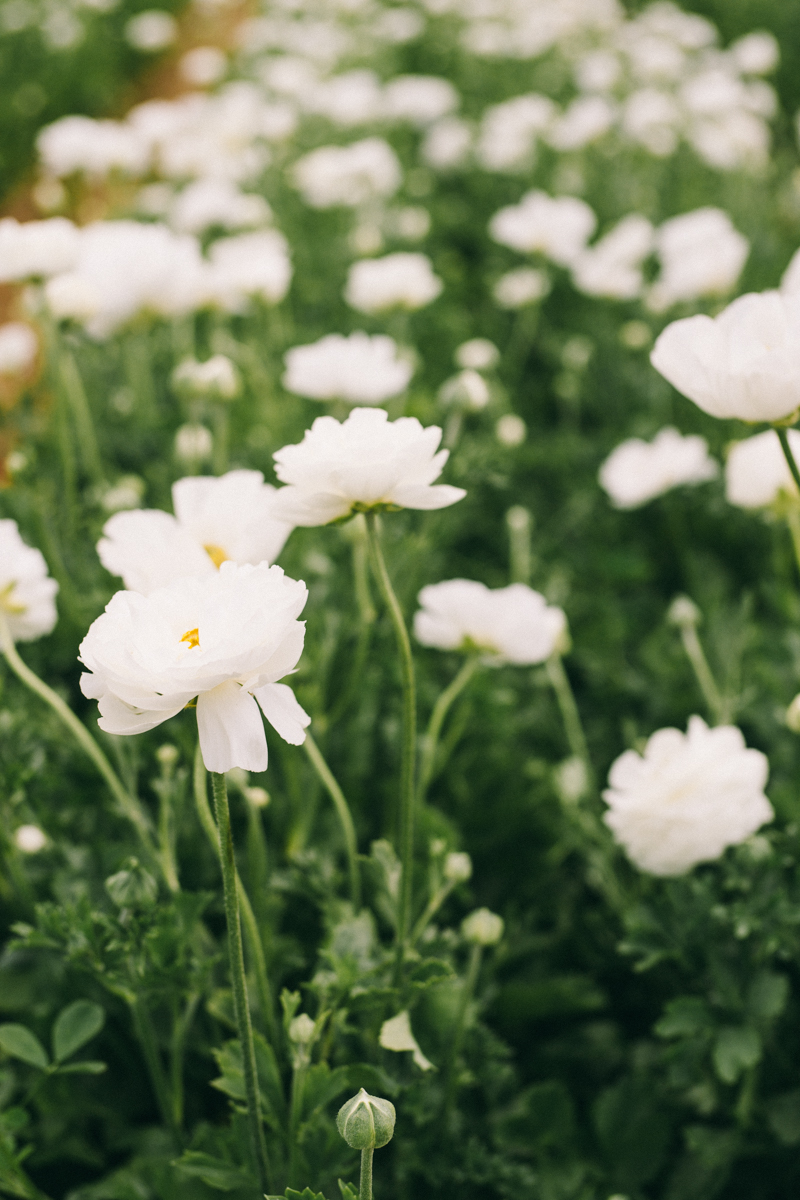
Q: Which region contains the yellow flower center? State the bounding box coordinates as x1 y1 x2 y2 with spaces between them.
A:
180 627 200 650
0 581 26 616
204 544 229 569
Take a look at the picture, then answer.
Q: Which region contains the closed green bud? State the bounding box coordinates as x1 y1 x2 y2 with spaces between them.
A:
336 1088 396 1150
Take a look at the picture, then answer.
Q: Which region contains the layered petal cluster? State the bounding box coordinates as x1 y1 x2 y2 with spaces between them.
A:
414 579 566 665
489 191 597 266
725 429 800 509
650 291 800 423
345 253 443 313
648 208 749 311
0 521 59 643
271 408 466 526
98 470 292 594
599 427 718 509
603 716 772 876
79 562 309 773
283 333 413 404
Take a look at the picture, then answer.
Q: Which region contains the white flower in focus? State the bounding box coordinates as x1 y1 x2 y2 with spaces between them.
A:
493 268 550 309
599 428 718 509
98 470 292 594
0 324 37 375
414 579 566 665
0 217 80 282
489 191 597 267
271 408 465 527
648 208 749 311
345 253 443 313
0 520 58 642
572 214 654 301
170 179 271 234
79 563 310 774
650 291 800 423
292 139 402 208
13 825 47 854
724 429 800 510
205 230 292 310
603 716 773 875
173 355 240 401
283 332 412 405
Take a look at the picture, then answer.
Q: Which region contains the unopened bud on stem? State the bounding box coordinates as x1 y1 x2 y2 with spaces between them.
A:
337 1088 396 1150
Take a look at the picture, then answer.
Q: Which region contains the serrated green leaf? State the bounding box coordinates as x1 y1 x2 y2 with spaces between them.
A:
0 1024 49 1070
338 1182 358 1200
284 1189 329 1200
52 1000 104 1062
173 1151 254 1191
713 1027 762 1084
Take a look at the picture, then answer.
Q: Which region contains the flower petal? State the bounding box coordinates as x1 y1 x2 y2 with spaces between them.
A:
197 681 268 773
255 682 310 745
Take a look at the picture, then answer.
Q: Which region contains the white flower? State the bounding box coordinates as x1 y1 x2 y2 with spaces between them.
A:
724 429 800 509
271 408 465 527
599 427 718 509
621 89 680 156
730 32 779 76
495 414 527 446
462 908 504 945
382 75 458 125
476 95 555 172
79 562 310 774
125 10 177 51
0 520 58 642
648 208 749 311
292 138 402 208
283 332 412 405
414 579 566 665
572 214 654 301
204 230 292 310
345 253 443 313
175 424 213 464
489 191 597 267
443 851 472 882
780 247 800 297
379 1011 434 1071
603 716 773 876
179 46 227 87
169 179 271 235
421 117 473 170
0 323 37 375
455 339 499 370
97 470 292 595
37 117 150 178
0 217 80 282
438 370 490 411
493 267 550 309
545 95 615 151
304 70 383 128
13 825 47 854
173 355 240 401
650 291 800 423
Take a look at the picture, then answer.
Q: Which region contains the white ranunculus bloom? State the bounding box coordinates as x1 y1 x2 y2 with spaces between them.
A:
489 191 597 267
545 95 616 151
648 208 749 311
169 179 272 234
0 520 59 642
204 229 292 310
292 138 402 208
345 253 443 313
599 427 718 509
97 470 292 595
304 70 383 127
572 214 654 301
271 407 465 526
414 579 566 665
725 429 800 509
476 94 555 172
79 562 310 774
493 267 550 309
421 116 473 170
0 217 80 282
0 323 38 375
650 291 800 423
455 339 499 371
36 116 150 179
283 332 412 404
603 716 773 876
382 75 458 126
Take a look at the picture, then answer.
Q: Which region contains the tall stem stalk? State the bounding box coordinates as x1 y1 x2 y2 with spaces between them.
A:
131 998 181 1142
360 1148 374 1200
303 733 361 908
443 944 482 1117
365 515 416 967
678 622 728 725
417 656 479 803
210 771 270 1192
776 426 800 493
546 653 591 771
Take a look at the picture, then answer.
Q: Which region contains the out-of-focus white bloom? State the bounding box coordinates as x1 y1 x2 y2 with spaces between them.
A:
384 206 432 241
438 370 490 410
724 429 800 510
648 208 749 310
101 476 146 514
0 520 58 642
455 339 499 371
495 414 526 446
572 214 654 300
371 7 425 43
170 179 272 234
421 117 473 169
730 32 779 76
603 716 772 876
98 470 292 594
462 908 504 945
599 427 718 509
621 89 680 156
13 825 47 854
125 10 178 51
489 191 597 267
283 332 412 405
79 562 310 774
415 579 565 664
379 1011 433 1071
305 70 383 127
345 253 442 313
179 46 228 87
476 95 555 172
651 291 800 423
493 267 550 309
0 217 80 282
37 117 150 178
443 851 472 882
271 407 465 526
0 323 37 375
546 95 616 151
175 424 213 464
173 355 240 400
205 230 292 310
293 138 402 208
575 49 621 93
383 75 458 125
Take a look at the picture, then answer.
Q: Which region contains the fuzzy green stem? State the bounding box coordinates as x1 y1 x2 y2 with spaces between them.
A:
157 782 180 894
418 656 479 803
443 944 482 1116
303 732 361 908
678 623 727 726
131 998 181 1142
360 1148 374 1200
59 350 104 484
410 879 457 947
777 426 800 494
0 615 155 857
785 507 800 580
329 520 376 726
210 771 271 1191
546 653 591 770
365 514 417 968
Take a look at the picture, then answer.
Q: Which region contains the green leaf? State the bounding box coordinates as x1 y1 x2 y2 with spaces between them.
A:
654 996 711 1039
52 1000 104 1063
593 1076 670 1189
766 1090 800 1145
747 972 789 1021
173 1151 254 1191
0 1024 49 1070
338 1183 358 1200
713 1027 762 1084
285 1189 329 1200
55 1060 107 1074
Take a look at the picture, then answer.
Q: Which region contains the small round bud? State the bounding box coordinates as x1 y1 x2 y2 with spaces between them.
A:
156 744 179 768
787 694 800 733
244 786 270 808
455 338 499 371
443 851 472 883
288 1014 316 1046
505 505 532 534
462 907 504 946
667 595 700 628
14 825 47 854
336 1088 396 1150
438 369 490 411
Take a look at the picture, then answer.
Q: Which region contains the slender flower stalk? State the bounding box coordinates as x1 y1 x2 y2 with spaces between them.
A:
775 428 800 578
329 515 377 725
668 597 728 725
59 349 104 484
417 655 479 802
303 732 361 908
785 506 800 580
210 770 271 1192
774 426 800 493
442 943 482 1116
365 514 416 965
0 613 155 858
359 1149 373 1200
131 996 182 1142
546 653 591 772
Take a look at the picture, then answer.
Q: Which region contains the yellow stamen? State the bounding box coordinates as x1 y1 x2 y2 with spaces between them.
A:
204 544 229 569
181 627 200 650
0 582 26 616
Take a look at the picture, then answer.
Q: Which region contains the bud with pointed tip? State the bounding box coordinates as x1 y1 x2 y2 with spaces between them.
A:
337 1088 396 1150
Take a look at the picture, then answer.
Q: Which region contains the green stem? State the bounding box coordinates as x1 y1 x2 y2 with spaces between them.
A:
288 1059 308 1186
417 656 479 803
360 1148 374 1200
329 517 377 726
785 507 800 580
443 944 482 1116
410 880 456 947
545 654 591 770
365 514 417 968
131 998 181 1142
303 733 361 909
59 350 104 484
678 623 727 725
776 426 800 493
157 781 180 894
0 615 155 858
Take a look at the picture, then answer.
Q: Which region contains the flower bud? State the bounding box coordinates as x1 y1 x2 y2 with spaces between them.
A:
667 595 700 628
462 907 504 946
336 1088 396 1150
288 1013 316 1047
443 851 472 883
156 744 179 768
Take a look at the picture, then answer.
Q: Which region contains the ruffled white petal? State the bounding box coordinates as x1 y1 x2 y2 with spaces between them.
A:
197 681 269 773
255 682 310 745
